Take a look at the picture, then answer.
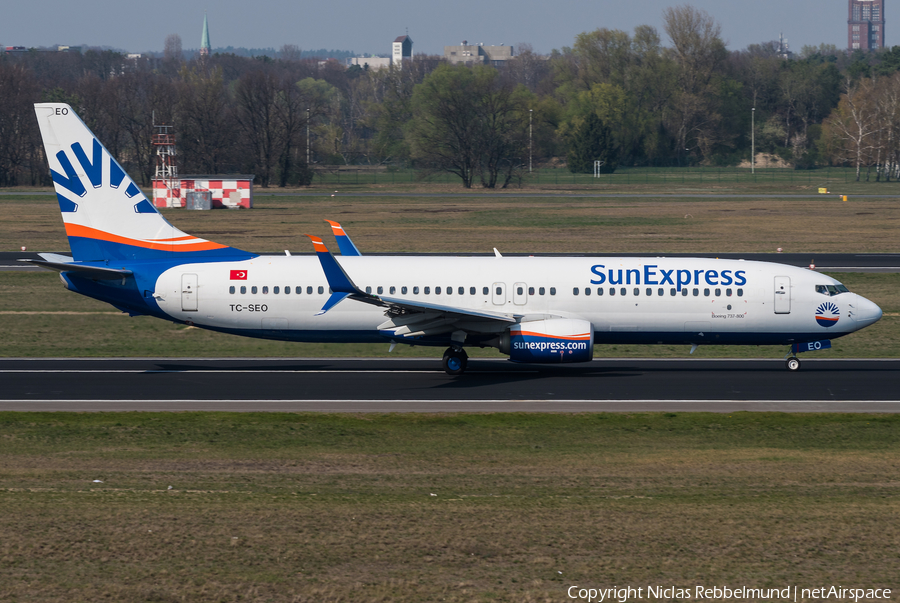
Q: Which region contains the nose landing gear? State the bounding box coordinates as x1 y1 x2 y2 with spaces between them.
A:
442 347 468 376
783 340 831 371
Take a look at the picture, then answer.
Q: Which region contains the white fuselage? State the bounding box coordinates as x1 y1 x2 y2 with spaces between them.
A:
152 256 881 346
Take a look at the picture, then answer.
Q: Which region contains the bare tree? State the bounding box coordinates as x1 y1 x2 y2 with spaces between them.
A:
662 5 728 158
164 34 183 62
823 78 879 181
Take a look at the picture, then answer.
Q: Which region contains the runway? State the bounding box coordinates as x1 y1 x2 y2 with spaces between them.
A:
1 358 898 412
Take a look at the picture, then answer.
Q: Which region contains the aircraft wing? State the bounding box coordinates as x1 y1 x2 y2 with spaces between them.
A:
304 235 519 337
21 253 133 280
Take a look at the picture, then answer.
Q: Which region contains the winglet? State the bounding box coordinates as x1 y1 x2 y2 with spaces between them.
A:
325 220 362 256
304 234 366 315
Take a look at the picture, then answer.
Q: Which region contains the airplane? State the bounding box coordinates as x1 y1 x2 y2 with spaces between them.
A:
25 102 883 375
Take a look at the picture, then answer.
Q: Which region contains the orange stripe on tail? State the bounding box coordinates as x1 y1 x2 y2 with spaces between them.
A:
64 224 227 252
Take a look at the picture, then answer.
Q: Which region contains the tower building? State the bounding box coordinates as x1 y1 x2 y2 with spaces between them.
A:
200 13 211 56
848 0 885 50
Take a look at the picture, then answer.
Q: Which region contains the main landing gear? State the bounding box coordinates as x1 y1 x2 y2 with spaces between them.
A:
442 347 468 376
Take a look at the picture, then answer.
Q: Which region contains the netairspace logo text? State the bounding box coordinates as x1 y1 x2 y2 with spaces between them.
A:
567 585 892 602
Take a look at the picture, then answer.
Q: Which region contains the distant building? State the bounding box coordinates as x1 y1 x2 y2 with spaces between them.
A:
200 13 211 56
348 56 392 70
346 35 412 70
392 35 413 66
153 176 255 209
444 41 513 66
848 0 885 50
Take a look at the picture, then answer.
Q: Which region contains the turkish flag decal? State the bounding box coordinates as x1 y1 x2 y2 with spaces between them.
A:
230 270 248 280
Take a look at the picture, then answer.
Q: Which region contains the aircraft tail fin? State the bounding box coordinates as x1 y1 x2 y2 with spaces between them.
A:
33 103 249 263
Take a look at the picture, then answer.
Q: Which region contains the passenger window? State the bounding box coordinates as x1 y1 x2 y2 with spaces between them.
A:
318 286 324 294
240 286 247 294
620 288 626 296
262 286 269 294
658 288 663 296
715 288 721 297
424 286 431 294
295 286 302 294
447 286 452 295
692 288 699 296
528 287 535 295
597 287 604 296
469 287 476 295
646 288 652 296
229 286 235 294
496 286 502 295
681 288 688 297
584 287 591 296
610 287 616 296
483 287 489 295
670 288 676 296
518 287 525 295
634 288 640 296
703 288 709 296
550 287 556 295
251 286 258 294
273 286 280 294
737 288 743 297
378 286 383 294
726 288 732 297
539 287 545 295
459 287 465 295
401 286 408 294
573 287 579 296
284 286 290 295
390 286 396 294
307 286 313 294
366 286 372 294
413 286 419 294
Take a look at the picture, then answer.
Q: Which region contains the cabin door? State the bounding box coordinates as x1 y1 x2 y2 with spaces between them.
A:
774 276 791 314
182 274 198 312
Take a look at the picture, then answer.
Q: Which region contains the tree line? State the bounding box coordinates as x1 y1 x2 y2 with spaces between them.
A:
5 5 900 188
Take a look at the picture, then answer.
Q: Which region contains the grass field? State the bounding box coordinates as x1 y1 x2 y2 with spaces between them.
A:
0 412 897 602
3 189 900 254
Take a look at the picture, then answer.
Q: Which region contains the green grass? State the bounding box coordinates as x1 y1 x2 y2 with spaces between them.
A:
0 412 897 601
298 165 900 192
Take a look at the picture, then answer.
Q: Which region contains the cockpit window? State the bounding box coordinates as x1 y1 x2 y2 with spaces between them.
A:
816 283 850 296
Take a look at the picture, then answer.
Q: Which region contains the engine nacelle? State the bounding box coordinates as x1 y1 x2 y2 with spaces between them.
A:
498 318 594 364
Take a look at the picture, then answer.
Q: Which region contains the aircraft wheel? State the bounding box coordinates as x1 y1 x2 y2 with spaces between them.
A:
442 348 468 376
785 356 801 372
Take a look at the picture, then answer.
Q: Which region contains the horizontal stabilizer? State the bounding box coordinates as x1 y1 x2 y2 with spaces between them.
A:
21 257 132 280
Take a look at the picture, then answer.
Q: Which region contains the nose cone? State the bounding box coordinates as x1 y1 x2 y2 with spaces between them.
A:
853 294 882 327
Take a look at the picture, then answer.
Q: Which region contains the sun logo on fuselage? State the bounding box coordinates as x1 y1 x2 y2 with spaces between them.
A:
815 301 840 328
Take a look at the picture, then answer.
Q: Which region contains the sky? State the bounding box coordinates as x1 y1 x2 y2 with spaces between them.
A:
2 0 866 57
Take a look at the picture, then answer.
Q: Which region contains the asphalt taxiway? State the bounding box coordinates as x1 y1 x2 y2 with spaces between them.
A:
1 358 898 412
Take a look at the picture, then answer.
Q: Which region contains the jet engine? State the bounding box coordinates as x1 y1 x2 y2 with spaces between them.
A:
497 318 594 364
